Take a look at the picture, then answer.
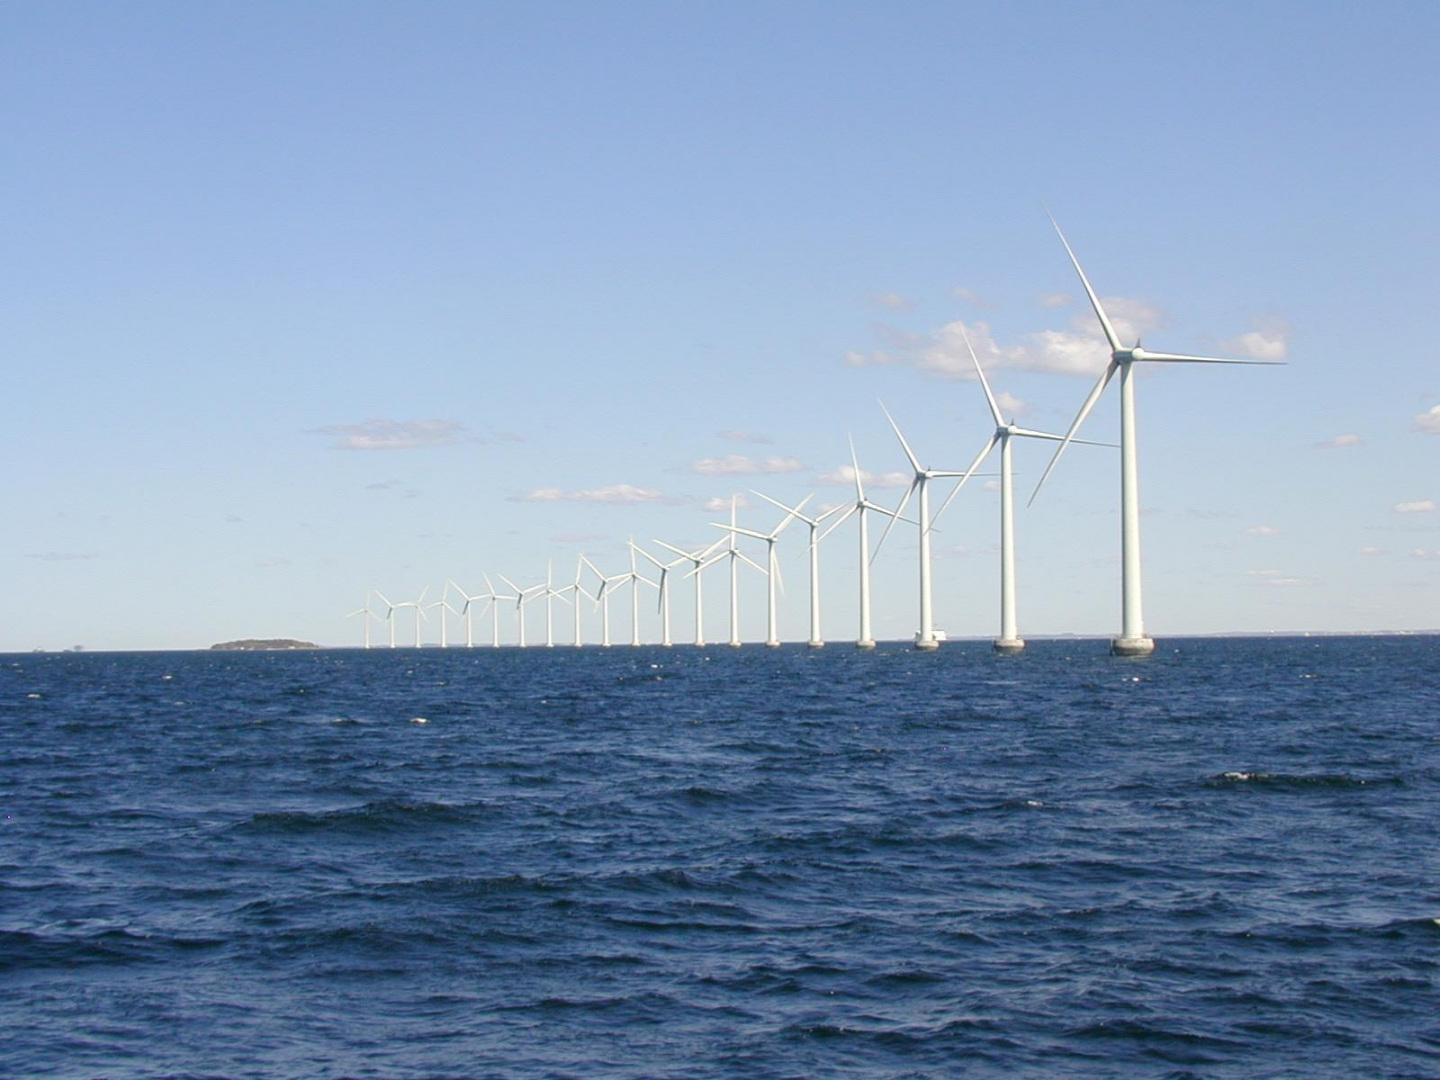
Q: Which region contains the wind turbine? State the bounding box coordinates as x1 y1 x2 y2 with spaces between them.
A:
874 406 968 650
383 587 428 648
538 561 572 648
1031 215 1282 656
613 542 657 646
497 575 542 647
424 597 459 648
753 491 843 648
445 579 491 648
482 574 513 646
373 590 399 648
347 591 380 648
554 557 592 646
695 495 769 647
632 541 683 647
653 537 726 647
580 555 623 647
712 498 807 647
935 324 1115 654
816 437 914 648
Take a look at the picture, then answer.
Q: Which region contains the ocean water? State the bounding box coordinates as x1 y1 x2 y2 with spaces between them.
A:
2 637 1438 1079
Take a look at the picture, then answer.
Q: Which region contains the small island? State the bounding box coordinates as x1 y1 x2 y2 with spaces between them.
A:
210 639 319 651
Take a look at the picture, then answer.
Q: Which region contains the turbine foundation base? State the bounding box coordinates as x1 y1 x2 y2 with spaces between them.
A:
807 640 825 649
856 639 876 650
914 638 940 651
993 638 1026 655
765 640 781 649
1110 635 1155 658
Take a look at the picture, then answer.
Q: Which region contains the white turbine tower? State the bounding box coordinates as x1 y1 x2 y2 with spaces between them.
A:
614 542 657 647
753 491 843 648
580 556 624 648
498 575 542 648
378 587 428 648
445 579 491 648
653 538 725 647
816 438 913 649
482 574 513 647
711 498 807 648
696 496 769 647
539 561 573 648
935 324 1114 654
554 557 592 646
347 591 380 648
632 541 683 647
424 597 459 648
373 591 399 648
1031 215 1282 657
874 406 968 650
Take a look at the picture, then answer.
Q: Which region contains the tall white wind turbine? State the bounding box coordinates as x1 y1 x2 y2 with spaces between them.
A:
539 561 573 648
498 575 541 648
446 579 491 648
695 495 769 647
380 587 428 648
815 438 913 649
424 598 459 648
347 591 380 648
482 574 513 647
935 324 1115 654
874 406 968 650
1031 215 1282 656
711 498 807 648
653 537 726 647
555 557 592 646
753 491 843 648
632 541 683 647
580 555 623 648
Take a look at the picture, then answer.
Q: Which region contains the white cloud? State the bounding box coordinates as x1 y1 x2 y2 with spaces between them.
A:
982 480 1002 492
1413 548 1440 560
512 484 673 505
1246 525 1282 537
871 292 914 311
1314 434 1362 449
313 418 469 451
1358 546 1385 556
1412 405 1440 435
950 286 989 307
1039 293 1072 309
718 430 771 444
1394 500 1437 514
1267 577 1305 587
1245 569 1282 576
996 391 1028 418
1221 319 1289 361
845 348 900 368
816 464 911 489
703 494 751 512
690 455 805 477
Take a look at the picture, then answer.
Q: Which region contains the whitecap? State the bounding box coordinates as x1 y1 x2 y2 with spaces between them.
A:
410 717 429 725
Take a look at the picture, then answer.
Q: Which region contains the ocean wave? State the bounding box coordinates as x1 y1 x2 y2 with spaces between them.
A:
1207 771 1405 790
232 797 491 835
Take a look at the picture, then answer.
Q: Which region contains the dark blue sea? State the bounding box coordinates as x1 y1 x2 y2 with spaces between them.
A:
3 637 1438 1079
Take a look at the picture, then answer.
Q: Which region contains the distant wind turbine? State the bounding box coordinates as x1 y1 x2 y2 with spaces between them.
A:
935 323 1114 654
753 491 843 648
347 591 380 649
653 537 726 647
712 497 807 648
695 495 768 647
1031 214 1282 656
632 541 683 647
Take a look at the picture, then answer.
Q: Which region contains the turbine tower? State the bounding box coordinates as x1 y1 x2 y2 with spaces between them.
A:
632 541 683 647
482 574 513 647
696 496 768 647
654 538 725 647
580 555 624 647
816 437 912 648
712 498 807 648
554 557 592 646
497 575 541 647
381 587 428 648
446 579 491 648
1031 215 1281 657
875 406 967 650
753 491 842 648
936 324 1113 654
373 591 399 648
347 591 380 648
424 597 459 648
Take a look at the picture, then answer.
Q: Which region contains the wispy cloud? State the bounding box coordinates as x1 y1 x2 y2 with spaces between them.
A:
1246 525 1282 537
1395 500 1437 514
950 286 990 307
1358 546 1385 556
1039 293 1072 309
512 484 676 505
313 418 469 451
1314 434 1362 449
816 464 911 489
1412 405 1440 435
25 551 99 562
1221 319 1290 361
1413 548 1440 560
870 292 914 311
704 494 751 513
996 390 1028 418
718 430 771 444
690 455 805 477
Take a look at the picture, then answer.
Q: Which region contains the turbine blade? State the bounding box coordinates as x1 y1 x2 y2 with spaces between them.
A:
959 322 1006 426
712 522 769 542
1049 212 1122 354
1135 348 1284 366
815 504 857 545
1030 359 1119 505
652 539 691 560
1011 426 1117 448
934 432 998 523
848 433 867 500
879 401 923 474
873 479 917 559
736 550 768 576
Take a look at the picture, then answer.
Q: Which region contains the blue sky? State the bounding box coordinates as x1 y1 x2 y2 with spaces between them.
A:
6 1 1438 651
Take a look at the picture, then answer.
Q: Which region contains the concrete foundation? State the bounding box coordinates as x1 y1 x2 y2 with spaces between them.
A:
1110 636 1155 657
993 638 1026 655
